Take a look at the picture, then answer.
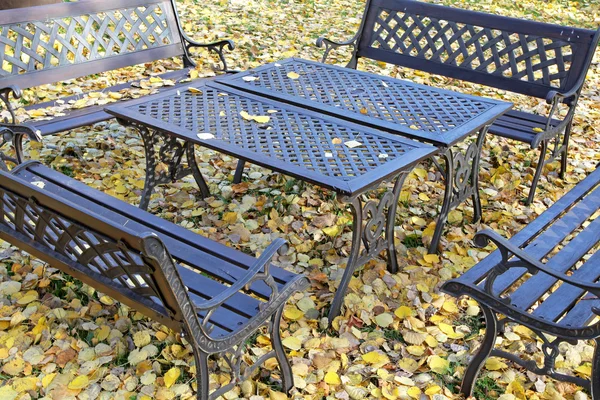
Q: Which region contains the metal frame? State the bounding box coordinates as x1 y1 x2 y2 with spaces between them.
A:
219 58 510 252
0 0 235 139
315 0 600 204
105 81 436 323
442 166 600 398
0 160 309 399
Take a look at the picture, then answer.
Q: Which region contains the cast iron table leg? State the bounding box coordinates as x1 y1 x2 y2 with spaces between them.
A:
327 171 408 324
118 119 211 210
429 125 489 253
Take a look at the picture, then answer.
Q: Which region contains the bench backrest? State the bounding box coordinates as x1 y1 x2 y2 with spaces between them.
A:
0 0 190 90
356 0 599 99
0 168 188 331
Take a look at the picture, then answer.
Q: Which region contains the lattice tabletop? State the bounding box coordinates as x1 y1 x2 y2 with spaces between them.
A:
106 82 435 196
218 58 512 147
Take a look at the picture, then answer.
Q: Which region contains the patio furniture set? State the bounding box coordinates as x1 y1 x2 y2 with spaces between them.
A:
0 0 598 398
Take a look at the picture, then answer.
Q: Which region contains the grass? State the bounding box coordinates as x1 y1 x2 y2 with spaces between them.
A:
403 234 423 248
473 376 506 400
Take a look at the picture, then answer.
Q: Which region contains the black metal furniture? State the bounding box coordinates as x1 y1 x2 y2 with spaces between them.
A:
219 58 512 253
0 0 234 169
105 81 436 323
0 159 309 400
316 0 600 205
442 166 600 398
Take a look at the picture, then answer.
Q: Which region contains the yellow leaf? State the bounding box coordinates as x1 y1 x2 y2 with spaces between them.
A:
407 386 421 399
96 325 110 341
108 92 122 100
68 375 89 390
413 168 427 179
269 390 288 400
575 364 592 377
398 358 419 373
253 115 270 123
188 87 202 94
409 124 419 130
99 296 114 305
359 107 368 115
133 331 151 347
283 306 304 321
423 254 439 264
428 355 450 374
17 290 38 305
149 77 163 83
425 385 442 395
394 306 412 320
532 127 544 132
406 345 425 356
222 211 238 224
164 367 180 388
418 193 430 201
485 357 508 371
442 300 458 313
332 138 342 144
361 351 390 366
190 69 199 79
42 372 57 388
282 336 301 351
287 71 300 79
411 216 427 227
324 371 341 385
2 358 24 376
322 225 342 238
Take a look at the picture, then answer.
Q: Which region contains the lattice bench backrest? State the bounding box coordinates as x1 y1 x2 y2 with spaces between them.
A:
0 168 189 331
0 0 188 90
356 0 599 99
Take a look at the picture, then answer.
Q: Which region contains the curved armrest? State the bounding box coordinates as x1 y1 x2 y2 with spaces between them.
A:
475 229 600 297
545 28 600 106
316 35 360 68
194 238 287 311
181 31 235 73
0 85 23 124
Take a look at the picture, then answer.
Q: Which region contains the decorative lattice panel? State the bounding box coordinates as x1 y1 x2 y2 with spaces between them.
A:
130 85 418 182
0 4 173 77
368 8 574 88
0 187 164 304
227 60 497 136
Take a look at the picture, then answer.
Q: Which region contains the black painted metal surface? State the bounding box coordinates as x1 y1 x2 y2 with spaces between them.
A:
442 166 600 396
218 58 511 147
106 81 436 196
2 160 309 399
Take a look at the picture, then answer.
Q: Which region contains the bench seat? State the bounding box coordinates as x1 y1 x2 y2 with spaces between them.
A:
441 166 600 396
490 110 561 147
10 161 303 338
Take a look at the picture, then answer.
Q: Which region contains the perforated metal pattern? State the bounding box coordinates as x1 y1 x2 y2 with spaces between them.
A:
127 84 420 185
0 187 164 305
221 59 508 146
369 8 574 89
0 3 173 77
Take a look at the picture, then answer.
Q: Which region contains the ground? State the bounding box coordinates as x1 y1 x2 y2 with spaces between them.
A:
0 0 599 399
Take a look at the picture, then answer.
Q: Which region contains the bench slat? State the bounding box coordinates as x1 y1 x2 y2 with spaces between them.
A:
12 163 298 300
455 167 600 285
508 212 600 311
533 250 600 324
485 187 600 294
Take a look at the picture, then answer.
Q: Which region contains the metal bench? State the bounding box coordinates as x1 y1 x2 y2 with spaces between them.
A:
317 0 600 204
0 159 309 400
441 166 600 398
0 0 234 168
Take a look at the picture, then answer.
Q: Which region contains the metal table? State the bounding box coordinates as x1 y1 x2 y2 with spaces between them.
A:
217 58 512 252
106 81 435 323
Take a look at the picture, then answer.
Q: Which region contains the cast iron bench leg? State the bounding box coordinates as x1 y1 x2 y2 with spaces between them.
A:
233 159 245 184
117 119 211 209
429 125 489 253
460 304 498 398
527 140 549 205
327 171 408 324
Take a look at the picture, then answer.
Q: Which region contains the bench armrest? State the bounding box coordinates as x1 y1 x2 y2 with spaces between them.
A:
0 85 23 124
194 238 287 311
0 125 42 170
475 229 600 299
316 35 360 68
545 28 600 106
181 33 236 73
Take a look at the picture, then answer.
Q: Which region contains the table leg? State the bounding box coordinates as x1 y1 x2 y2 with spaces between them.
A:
327 172 407 324
429 125 489 253
120 120 211 210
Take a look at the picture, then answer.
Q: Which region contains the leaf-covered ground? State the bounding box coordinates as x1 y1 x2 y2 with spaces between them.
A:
1 0 599 399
